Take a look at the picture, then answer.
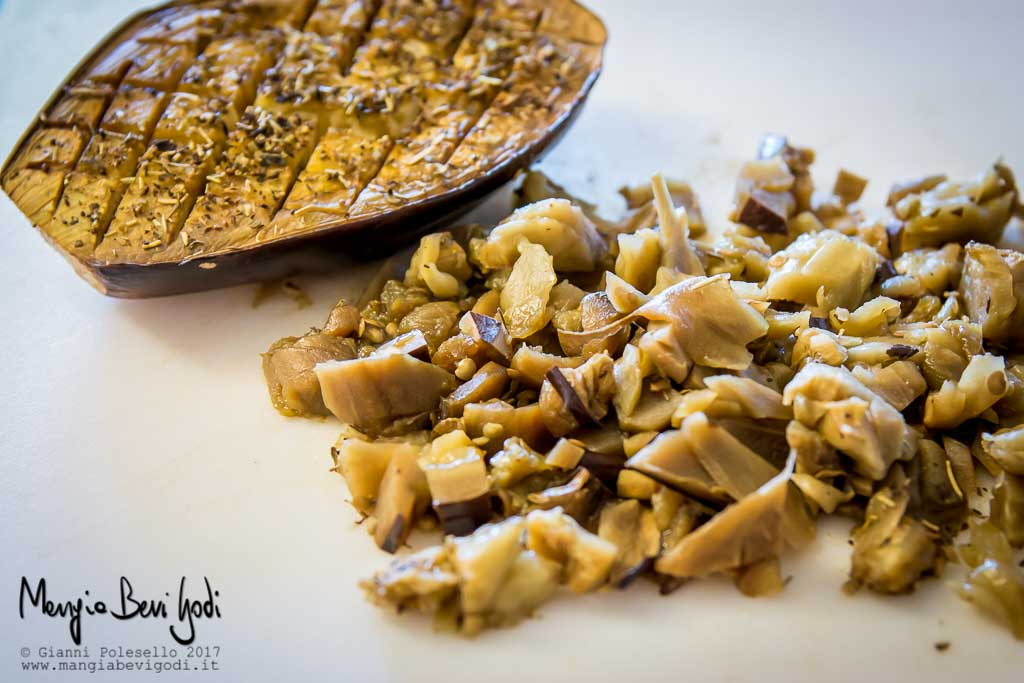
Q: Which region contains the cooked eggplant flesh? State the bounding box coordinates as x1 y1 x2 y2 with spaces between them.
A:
2 0 607 297
257 135 1024 637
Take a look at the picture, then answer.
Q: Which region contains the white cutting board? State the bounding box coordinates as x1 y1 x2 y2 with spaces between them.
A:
1 1 1022 681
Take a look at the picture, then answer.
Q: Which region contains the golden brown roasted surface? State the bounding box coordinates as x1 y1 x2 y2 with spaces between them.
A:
266 136 1024 636
1 0 606 297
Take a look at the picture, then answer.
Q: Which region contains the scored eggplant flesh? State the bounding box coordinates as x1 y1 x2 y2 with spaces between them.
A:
1 0 607 297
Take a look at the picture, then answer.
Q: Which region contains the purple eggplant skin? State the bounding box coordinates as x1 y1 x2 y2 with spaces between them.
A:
435 494 494 537
547 366 597 424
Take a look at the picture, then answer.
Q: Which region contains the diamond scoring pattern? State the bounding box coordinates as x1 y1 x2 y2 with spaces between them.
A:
2 0 603 270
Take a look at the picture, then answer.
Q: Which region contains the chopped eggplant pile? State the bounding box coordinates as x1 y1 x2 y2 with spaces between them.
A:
264 135 1024 637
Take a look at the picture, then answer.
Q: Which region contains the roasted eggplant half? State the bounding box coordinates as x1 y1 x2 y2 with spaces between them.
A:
1 0 606 297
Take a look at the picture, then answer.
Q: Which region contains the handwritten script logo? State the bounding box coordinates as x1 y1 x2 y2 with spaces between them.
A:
19 577 222 645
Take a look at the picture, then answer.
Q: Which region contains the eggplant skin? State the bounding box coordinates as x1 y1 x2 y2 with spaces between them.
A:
1 0 607 298
436 494 494 537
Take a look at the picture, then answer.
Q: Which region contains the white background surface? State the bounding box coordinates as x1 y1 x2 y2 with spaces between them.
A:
1 1 1023 681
